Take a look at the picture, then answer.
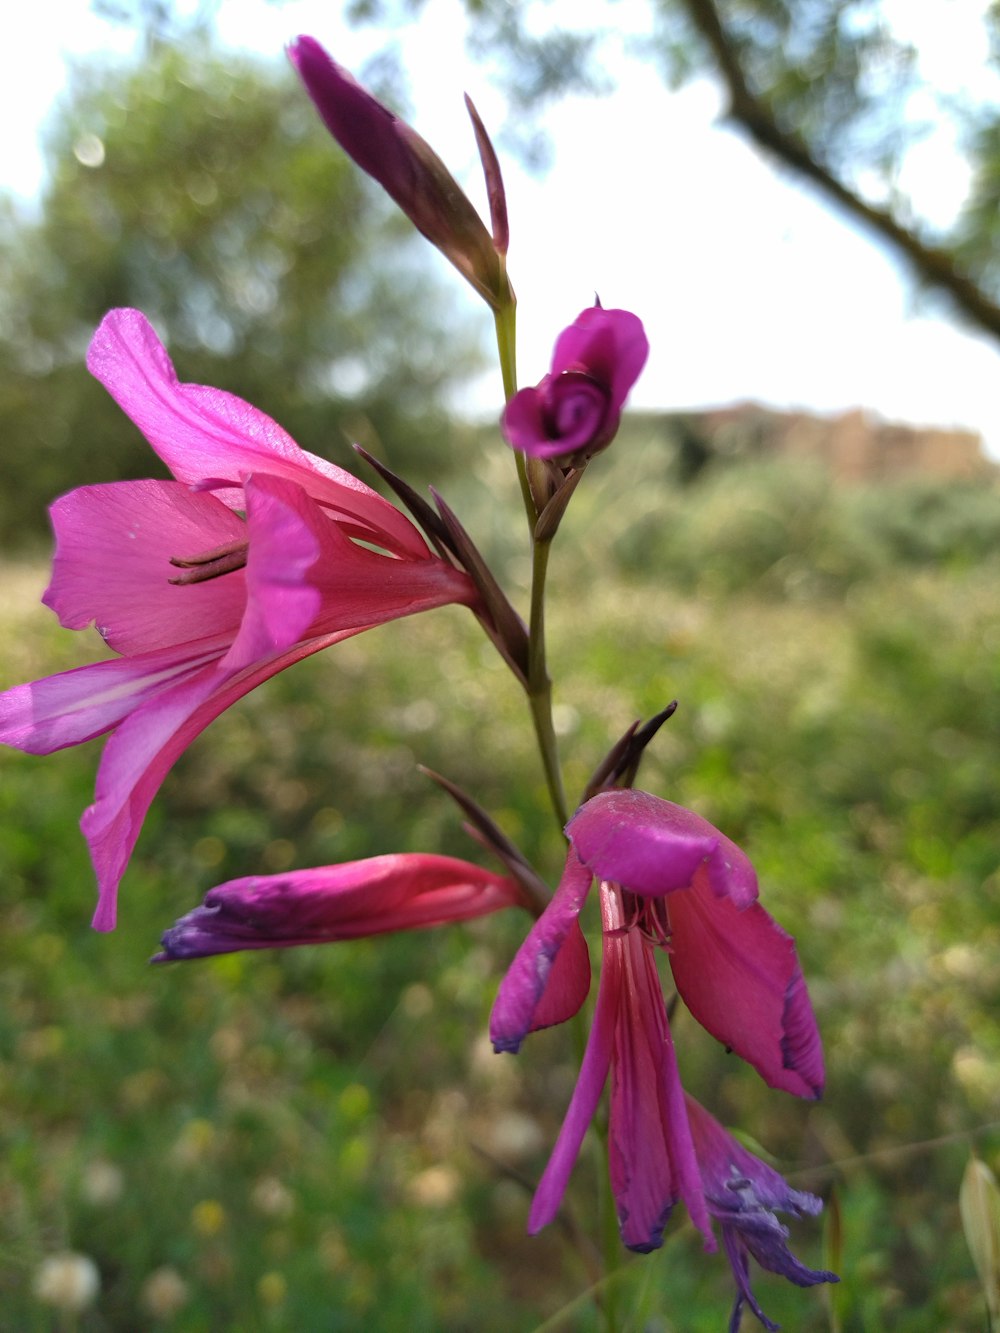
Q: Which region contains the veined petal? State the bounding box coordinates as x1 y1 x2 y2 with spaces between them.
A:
668 873 824 1099
0 640 229 754
42 480 246 654
570 790 757 906
490 848 593 1053
87 309 428 558
605 897 712 1250
156 853 522 958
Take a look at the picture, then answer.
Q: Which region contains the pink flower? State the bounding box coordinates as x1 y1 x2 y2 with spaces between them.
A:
154 853 524 959
686 1095 837 1332
288 35 511 310
502 306 649 461
0 309 477 932
490 789 824 1252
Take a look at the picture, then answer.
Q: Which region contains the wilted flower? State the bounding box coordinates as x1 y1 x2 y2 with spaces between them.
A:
686 1095 837 1332
155 853 524 959
502 305 648 461
0 309 478 930
490 789 823 1252
289 35 512 310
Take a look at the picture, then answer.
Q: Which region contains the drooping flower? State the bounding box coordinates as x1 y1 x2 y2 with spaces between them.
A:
288 35 512 311
490 788 824 1252
154 853 524 960
501 305 649 461
686 1094 838 1332
0 309 478 932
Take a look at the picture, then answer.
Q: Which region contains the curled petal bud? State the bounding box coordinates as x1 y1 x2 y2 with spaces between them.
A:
503 306 648 461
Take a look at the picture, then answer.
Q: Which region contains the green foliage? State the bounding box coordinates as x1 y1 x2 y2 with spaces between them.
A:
0 40 482 541
2 447 999 1327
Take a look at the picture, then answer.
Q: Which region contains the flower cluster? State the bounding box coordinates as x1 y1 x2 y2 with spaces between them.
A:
0 32 836 1330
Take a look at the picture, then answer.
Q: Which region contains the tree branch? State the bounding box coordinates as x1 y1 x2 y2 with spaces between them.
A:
678 0 1000 343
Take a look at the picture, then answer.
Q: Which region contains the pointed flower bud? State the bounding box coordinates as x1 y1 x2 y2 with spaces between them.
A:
288 36 513 311
154 853 524 959
502 305 649 462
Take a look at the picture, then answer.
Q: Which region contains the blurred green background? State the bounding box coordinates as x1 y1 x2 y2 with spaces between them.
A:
4 429 1000 1329
2 4 1000 1330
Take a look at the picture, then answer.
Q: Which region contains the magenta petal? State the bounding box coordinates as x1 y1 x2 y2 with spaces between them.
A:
568 790 758 904
606 921 713 1251
552 307 648 415
86 309 427 558
0 641 228 755
82 629 359 932
223 475 324 670
527 941 617 1235
42 480 246 654
526 919 591 1034
156 853 522 958
490 849 593 1053
501 385 549 454
668 876 825 1098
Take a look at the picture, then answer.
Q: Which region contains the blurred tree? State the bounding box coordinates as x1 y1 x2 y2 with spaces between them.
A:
0 38 482 541
343 0 1000 343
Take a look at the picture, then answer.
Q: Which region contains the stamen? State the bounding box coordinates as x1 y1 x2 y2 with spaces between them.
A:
168 540 248 585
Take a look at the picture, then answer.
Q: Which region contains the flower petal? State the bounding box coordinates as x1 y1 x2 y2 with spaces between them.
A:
0 641 228 755
668 874 825 1098
42 480 246 654
81 630 359 931
609 929 712 1250
569 790 757 906
685 1095 837 1330
552 307 648 417
228 473 478 672
87 309 427 558
156 853 522 958
489 848 593 1054
527 940 617 1235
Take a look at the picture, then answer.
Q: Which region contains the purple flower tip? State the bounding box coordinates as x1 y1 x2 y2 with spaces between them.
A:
289 35 512 310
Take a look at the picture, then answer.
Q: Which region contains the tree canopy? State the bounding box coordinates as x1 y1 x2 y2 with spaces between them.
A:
349 0 1000 343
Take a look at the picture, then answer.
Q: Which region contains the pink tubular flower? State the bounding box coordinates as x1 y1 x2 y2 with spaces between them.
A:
0 309 478 933
686 1095 837 1332
154 853 523 960
288 35 512 311
489 789 824 1253
502 305 649 461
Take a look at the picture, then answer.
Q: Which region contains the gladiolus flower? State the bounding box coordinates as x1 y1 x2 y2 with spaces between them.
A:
0 309 477 932
490 789 823 1252
502 305 648 461
154 853 523 960
289 35 512 311
686 1095 838 1332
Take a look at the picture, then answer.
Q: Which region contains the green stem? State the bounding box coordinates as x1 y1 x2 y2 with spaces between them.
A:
493 293 536 530
528 536 569 830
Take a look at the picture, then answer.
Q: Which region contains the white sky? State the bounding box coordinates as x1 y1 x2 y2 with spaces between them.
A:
3 0 1000 456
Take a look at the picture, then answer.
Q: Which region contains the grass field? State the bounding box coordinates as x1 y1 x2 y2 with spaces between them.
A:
1 439 999 1330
